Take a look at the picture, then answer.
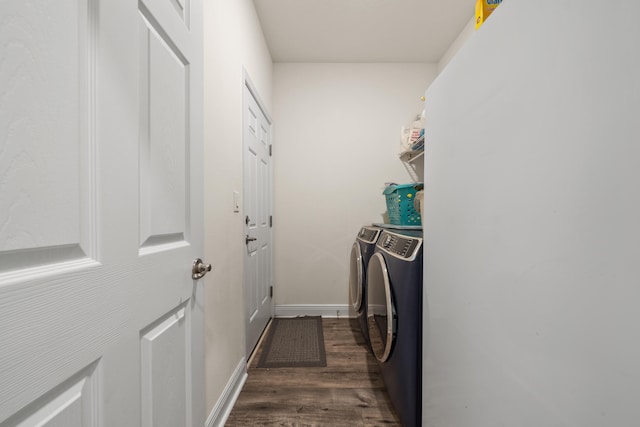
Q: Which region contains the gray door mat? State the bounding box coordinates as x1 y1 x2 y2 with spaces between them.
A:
257 316 327 368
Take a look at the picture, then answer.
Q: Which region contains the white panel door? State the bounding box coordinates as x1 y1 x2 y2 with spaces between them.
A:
243 80 273 357
0 0 205 426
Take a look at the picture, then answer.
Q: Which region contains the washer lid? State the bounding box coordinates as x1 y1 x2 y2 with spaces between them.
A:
366 252 396 362
349 242 364 312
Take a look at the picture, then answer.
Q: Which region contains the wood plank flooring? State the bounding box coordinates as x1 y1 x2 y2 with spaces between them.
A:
225 318 401 426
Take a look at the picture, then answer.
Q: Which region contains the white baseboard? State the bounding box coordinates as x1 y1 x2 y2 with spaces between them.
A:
205 357 248 427
274 304 353 318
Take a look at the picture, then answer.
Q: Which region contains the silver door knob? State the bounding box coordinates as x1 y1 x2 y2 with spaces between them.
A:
192 258 212 279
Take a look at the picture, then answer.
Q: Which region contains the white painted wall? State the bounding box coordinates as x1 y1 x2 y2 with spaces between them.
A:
272 63 437 311
202 0 272 419
423 0 640 425
437 15 475 74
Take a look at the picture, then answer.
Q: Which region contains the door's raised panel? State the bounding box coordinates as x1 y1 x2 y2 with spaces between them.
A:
139 15 188 249
139 0 192 43
260 123 268 148
259 244 269 305
4 361 99 427
167 0 189 26
0 0 96 273
247 251 258 321
140 304 190 427
247 149 258 231
247 107 257 137
259 159 268 226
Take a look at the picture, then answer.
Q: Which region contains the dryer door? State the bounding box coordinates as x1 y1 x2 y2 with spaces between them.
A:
366 252 396 362
349 242 364 311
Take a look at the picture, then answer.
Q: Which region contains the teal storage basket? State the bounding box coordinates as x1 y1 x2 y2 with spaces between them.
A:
383 183 423 226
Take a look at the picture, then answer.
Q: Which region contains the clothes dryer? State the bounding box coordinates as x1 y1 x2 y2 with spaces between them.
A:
349 225 382 348
367 229 423 427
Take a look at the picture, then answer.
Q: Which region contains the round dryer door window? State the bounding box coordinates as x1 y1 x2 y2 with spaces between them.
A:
349 242 364 311
366 252 396 362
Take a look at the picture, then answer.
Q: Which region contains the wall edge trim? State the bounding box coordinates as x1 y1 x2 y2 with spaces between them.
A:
274 304 353 318
205 357 248 427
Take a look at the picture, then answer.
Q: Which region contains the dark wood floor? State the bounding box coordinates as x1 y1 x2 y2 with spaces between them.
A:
225 318 401 426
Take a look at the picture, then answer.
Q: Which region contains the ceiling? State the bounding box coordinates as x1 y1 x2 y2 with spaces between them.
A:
252 0 474 63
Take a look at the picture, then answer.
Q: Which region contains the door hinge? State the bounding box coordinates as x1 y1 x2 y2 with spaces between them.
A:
269 215 273 227
269 144 272 156
270 286 273 298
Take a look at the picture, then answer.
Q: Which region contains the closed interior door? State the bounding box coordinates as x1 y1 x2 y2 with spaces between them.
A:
0 0 205 425
243 79 273 357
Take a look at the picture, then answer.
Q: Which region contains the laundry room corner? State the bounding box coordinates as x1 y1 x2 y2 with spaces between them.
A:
272 63 437 314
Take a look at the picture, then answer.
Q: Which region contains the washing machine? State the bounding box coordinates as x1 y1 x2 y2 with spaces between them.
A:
349 225 382 348
367 228 423 427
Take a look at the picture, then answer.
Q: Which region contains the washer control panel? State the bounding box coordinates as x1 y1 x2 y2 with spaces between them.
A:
377 231 422 260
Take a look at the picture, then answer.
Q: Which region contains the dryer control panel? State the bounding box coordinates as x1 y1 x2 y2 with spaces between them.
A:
377 231 422 261
357 227 381 244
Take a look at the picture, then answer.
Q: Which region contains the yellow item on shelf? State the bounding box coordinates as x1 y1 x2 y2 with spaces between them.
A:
475 0 503 29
